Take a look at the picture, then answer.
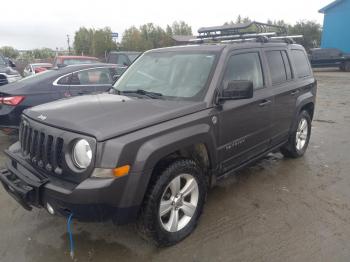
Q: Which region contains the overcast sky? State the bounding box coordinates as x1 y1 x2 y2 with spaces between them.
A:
0 0 331 50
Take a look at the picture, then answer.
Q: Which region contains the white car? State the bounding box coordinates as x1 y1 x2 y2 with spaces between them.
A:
23 63 53 77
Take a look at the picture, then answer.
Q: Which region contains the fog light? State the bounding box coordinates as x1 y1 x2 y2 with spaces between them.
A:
46 203 55 215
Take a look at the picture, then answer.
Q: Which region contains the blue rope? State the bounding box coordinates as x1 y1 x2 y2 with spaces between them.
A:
67 213 74 259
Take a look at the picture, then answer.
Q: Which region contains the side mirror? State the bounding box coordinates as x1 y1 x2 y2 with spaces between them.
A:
219 80 254 101
57 63 66 68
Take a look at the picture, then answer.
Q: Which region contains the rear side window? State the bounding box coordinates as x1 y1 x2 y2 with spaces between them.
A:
70 68 113 85
292 50 311 78
57 74 71 85
266 51 287 85
223 52 264 90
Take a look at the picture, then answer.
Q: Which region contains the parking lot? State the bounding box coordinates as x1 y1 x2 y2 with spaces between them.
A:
0 70 350 262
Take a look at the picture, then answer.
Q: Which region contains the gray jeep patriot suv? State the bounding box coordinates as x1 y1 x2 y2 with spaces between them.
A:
0 23 316 246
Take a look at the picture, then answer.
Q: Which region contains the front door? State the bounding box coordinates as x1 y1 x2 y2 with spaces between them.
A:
217 50 273 173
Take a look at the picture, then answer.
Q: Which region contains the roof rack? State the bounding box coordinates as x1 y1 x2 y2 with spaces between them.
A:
190 21 302 44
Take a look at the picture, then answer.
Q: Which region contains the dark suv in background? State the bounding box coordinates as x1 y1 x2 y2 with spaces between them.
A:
0 22 316 246
106 51 141 66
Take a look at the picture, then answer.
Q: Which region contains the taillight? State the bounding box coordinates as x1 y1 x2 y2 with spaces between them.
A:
0 96 25 106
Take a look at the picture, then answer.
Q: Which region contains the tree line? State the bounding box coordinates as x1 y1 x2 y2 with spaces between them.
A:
1 17 322 61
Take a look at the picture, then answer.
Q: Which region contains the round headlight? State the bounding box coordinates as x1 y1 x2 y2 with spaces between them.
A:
72 139 92 169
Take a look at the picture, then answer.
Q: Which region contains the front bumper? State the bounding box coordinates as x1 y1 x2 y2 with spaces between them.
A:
0 149 140 223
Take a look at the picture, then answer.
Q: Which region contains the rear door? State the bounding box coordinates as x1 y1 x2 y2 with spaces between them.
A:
217 50 273 172
266 48 314 147
264 49 299 146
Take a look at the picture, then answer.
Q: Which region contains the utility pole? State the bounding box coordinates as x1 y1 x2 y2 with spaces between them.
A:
66 34 71 55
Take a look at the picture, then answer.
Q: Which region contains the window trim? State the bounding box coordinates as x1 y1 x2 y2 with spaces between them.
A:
53 66 116 87
281 50 294 81
221 50 266 91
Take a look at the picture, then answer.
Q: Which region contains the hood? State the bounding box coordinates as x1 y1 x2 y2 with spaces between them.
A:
24 93 206 141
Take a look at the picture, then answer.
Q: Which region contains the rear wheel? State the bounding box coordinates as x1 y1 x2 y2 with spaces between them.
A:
137 159 207 246
281 110 311 158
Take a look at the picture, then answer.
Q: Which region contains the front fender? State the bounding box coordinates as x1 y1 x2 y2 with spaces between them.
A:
115 123 217 208
133 123 217 172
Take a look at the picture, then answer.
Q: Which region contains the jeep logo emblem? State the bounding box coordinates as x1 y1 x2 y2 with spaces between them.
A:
37 114 47 121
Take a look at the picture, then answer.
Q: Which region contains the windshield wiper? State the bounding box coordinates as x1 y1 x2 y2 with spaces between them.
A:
117 89 163 99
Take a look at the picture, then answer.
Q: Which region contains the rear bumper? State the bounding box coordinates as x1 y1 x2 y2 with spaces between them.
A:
0 148 140 224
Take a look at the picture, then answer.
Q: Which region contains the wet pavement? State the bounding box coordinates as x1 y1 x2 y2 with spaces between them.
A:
1 70 350 262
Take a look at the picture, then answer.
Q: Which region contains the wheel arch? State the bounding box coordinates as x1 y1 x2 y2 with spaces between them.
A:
123 124 217 209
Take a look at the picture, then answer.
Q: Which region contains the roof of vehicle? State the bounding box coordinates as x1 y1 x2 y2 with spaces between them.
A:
146 42 303 54
56 56 99 60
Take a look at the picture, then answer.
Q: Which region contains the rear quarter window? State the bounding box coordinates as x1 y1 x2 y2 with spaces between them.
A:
291 50 312 78
266 51 287 85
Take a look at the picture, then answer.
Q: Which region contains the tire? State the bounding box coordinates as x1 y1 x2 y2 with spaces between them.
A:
137 159 207 246
281 110 312 158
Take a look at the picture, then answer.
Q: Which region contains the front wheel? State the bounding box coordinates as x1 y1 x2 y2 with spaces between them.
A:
281 110 312 158
137 159 207 246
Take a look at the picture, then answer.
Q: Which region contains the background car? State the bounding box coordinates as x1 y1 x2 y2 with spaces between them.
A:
309 48 350 71
53 55 100 68
106 51 141 66
0 63 119 133
23 63 53 77
0 53 22 86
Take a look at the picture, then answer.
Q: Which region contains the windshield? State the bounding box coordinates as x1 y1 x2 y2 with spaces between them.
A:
113 51 216 100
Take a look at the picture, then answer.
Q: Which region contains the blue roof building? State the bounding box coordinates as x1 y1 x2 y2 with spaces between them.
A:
319 0 350 53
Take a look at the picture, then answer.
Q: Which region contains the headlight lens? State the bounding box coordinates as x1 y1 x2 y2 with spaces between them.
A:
72 139 92 169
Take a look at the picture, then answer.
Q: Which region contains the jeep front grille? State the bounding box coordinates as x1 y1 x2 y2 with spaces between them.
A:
20 121 64 175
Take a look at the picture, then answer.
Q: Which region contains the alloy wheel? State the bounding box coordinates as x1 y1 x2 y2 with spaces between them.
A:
159 173 199 232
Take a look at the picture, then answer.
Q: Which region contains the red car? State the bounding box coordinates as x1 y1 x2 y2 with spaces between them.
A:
53 56 99 67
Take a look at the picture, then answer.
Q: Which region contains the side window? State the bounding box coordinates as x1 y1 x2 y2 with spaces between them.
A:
281 51 293 80
223 52 264 90
291 50 312 78
266 51 287 85
70 68 113 86
57 74 71 85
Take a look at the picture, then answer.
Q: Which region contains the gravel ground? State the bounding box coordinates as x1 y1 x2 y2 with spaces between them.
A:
0 70 350 262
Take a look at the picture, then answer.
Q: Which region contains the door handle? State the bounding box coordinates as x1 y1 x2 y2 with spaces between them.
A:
259 99 272 107
291 89 300 96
